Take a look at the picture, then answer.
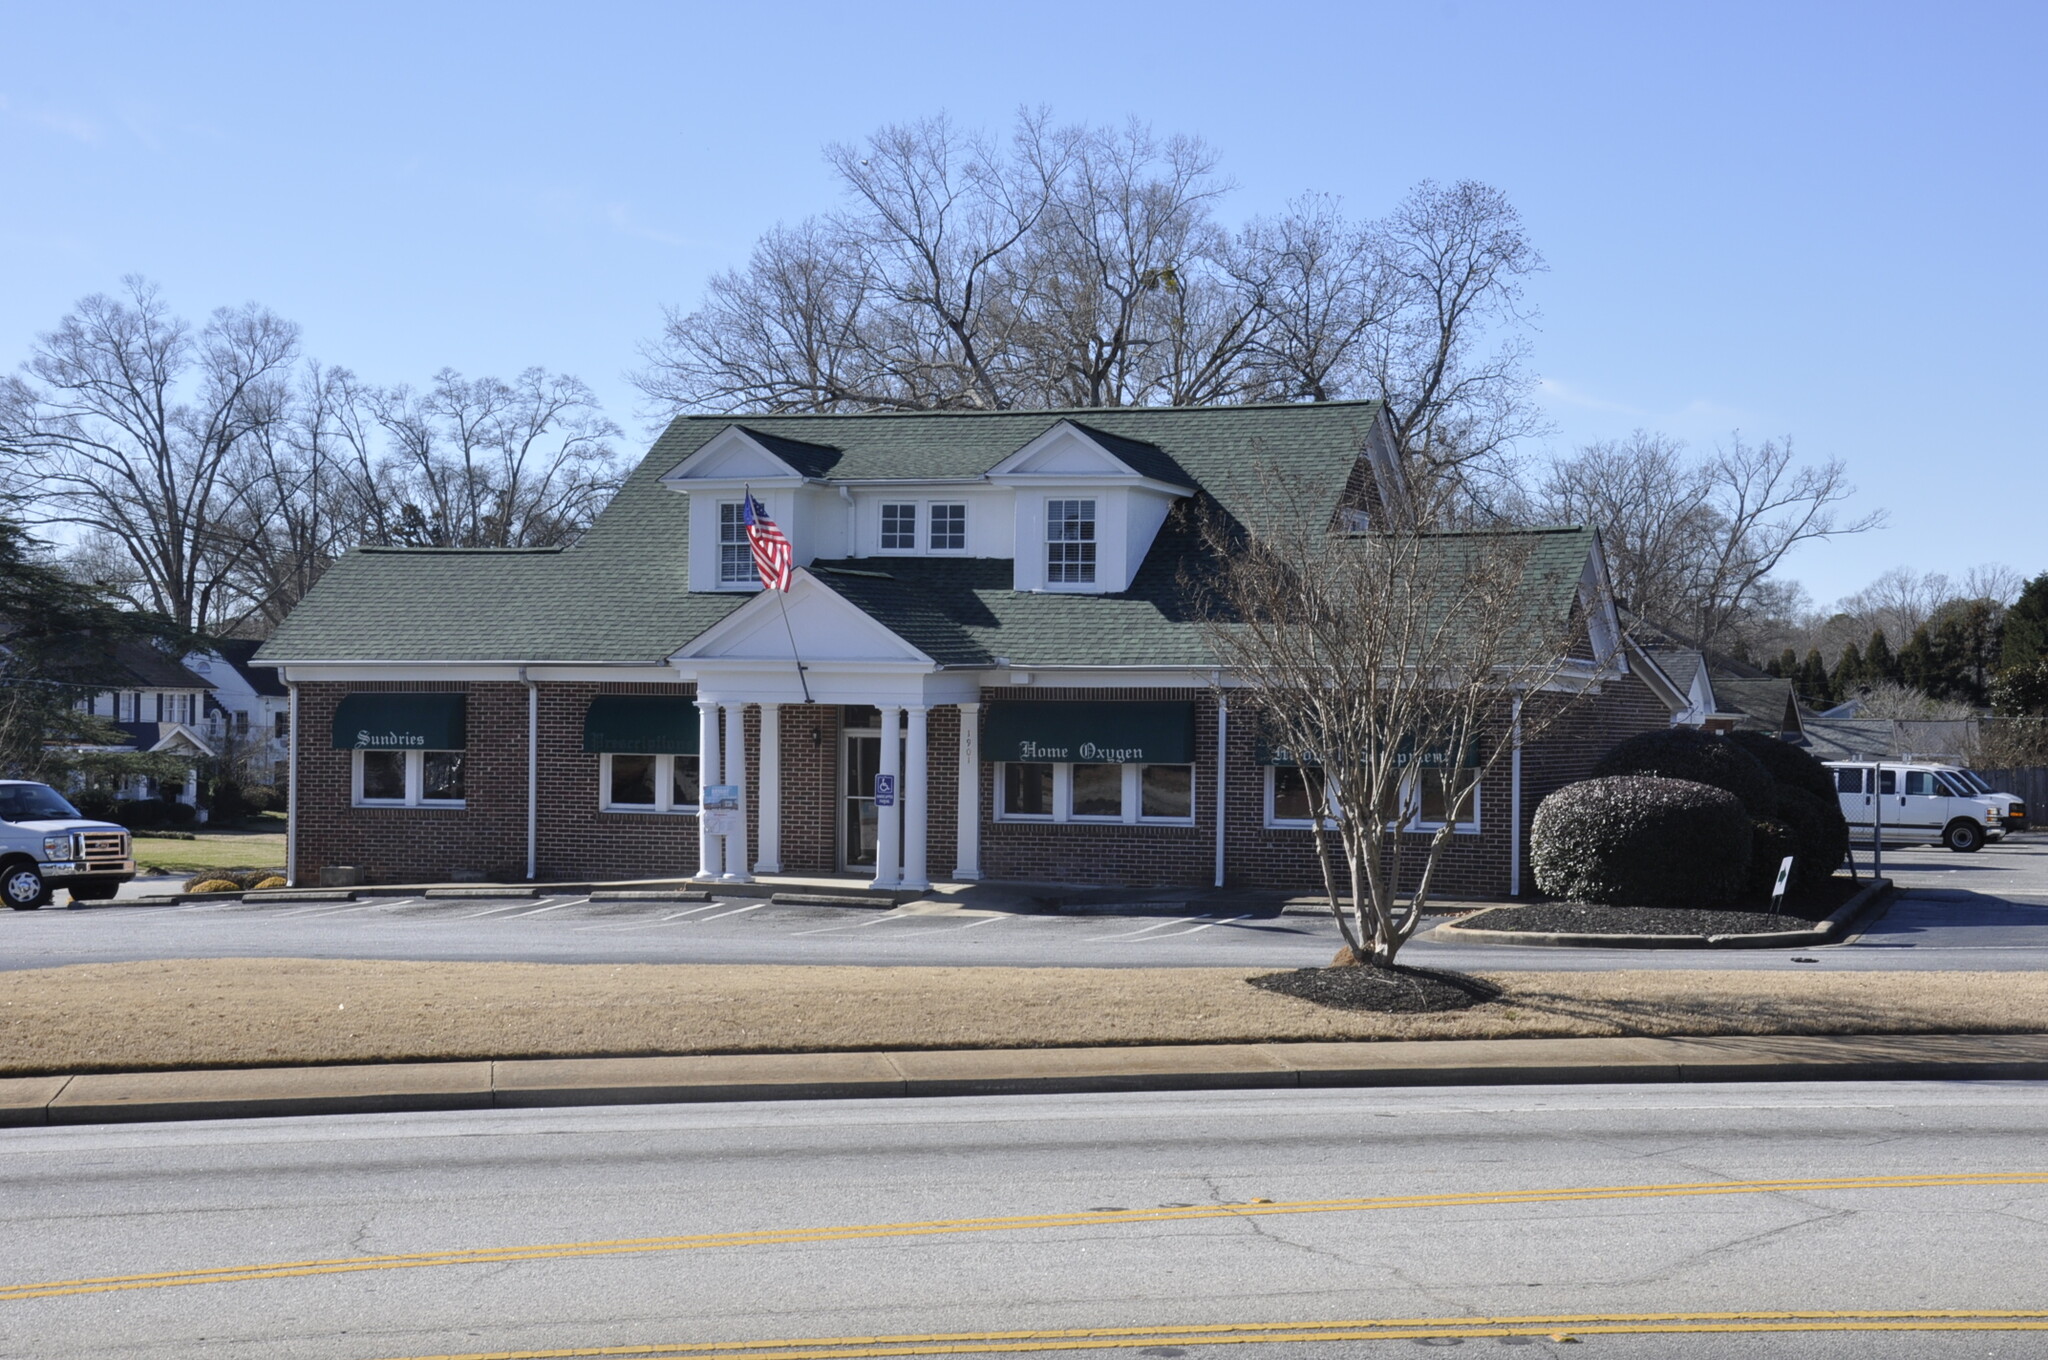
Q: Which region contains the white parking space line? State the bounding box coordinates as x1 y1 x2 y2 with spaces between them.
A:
786 913 917 936
271 902 374 919
493 898 589 920
935 913 1016 932
1080 917 1197 941
1131 912 1259 940
692 901 769 923
571 902 734 933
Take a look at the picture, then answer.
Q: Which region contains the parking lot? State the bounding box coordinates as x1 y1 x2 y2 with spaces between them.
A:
4 836 2046 973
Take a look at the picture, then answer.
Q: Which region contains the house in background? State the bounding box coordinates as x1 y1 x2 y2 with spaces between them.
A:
185 639 292 786
68 638 217 805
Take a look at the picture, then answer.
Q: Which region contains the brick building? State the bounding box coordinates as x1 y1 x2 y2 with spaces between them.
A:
257 401 1667 894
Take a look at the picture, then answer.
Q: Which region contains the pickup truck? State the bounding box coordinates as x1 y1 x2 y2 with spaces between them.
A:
1825 761 2007 853
0 780 136 909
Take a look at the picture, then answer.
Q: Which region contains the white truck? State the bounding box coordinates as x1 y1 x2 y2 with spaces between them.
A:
1825 761 2008 853
0 780 136 909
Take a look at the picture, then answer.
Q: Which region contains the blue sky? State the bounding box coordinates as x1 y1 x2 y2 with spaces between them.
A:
4 0 2041 606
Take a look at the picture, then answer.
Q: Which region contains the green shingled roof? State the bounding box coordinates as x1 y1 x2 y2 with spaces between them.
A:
256 400 1592 670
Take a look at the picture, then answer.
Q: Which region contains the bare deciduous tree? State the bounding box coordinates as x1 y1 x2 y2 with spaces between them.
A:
636 113 1546 512
1539 430 1883 654
1193 468 1595 966
0 277 299 630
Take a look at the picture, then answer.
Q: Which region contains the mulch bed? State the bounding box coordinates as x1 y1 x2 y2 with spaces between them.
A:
1247 964 1502 1014
1454 876 1870 938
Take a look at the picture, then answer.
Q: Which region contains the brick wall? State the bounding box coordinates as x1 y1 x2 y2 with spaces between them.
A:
535 681 702 882
292 680 528 885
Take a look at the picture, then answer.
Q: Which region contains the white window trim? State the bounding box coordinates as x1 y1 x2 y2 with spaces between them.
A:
874 498 970 556
1405 768 1482 834
598 752 703 814
716 500 757 590
994 761 1196 826
878 501 919 554
927 500 969 555
1260 765 1481 833
1043 497 1098 590
1264 765 1339 829
352 749 467 808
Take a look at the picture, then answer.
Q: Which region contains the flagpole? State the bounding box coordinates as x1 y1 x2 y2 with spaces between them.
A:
748 484 813 703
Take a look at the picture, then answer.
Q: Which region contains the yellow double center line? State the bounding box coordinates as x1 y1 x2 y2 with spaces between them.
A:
365 1311 2048 1359
6 1172 2046 1305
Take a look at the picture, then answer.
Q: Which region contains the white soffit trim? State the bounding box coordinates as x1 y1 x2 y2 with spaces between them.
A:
659 425 811 485
669 569 935 667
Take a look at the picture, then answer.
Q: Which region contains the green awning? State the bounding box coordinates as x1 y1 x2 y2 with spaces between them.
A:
983 701 1195 764
332 693 465 750
582 695 701 755
1256 735 1480 768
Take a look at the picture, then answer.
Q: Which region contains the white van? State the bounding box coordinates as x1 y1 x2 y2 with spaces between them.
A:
1942 767 2027 832
1825 761 2007 853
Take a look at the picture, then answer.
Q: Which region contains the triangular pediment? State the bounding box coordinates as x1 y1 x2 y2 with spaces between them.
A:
671 571 931 664
987 420 1145 479
660 426 827 484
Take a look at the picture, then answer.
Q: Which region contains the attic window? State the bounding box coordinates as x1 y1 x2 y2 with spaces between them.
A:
1046 499 1096 585
718 502 753 585
881 503 917 551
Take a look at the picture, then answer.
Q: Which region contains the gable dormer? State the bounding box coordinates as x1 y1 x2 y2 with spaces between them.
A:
985 420 1194 594
661 426 845 591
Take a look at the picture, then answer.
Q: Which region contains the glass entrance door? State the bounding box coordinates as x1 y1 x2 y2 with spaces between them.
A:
842 731 882 870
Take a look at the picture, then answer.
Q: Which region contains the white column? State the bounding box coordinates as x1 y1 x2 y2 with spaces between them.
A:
694 698 722 880
754 703 782 875
871 704 903 890
723 702 751 883
901 705 930 891
954 702 981 880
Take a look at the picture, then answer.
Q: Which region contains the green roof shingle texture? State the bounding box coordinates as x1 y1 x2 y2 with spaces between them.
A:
255 399 1593 670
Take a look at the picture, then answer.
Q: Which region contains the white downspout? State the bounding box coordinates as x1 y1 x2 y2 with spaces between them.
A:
520 667 538 882
1509 693 1524 897
285 681 299 887
1214 678 1228 889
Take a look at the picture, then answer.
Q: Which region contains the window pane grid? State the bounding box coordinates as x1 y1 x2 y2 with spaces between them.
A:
1047 499 1096 584
931 503 966 551
719 503 751 583
881 503 917 551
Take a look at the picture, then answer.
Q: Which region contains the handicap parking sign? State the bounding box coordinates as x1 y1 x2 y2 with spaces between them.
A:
874 774 896 807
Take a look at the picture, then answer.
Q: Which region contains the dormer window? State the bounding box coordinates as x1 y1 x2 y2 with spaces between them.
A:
1047 499 1096 585
931 503 966 551
880 503 917 551
718 503 753 586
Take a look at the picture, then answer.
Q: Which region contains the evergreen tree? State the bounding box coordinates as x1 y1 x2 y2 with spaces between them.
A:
1930 606 1995 707
1797 648 1835 706
1898 626 1937 693
2005 572 2048 671
1866 629 1898 683
1770 647 1798 679
1833 641 1865 694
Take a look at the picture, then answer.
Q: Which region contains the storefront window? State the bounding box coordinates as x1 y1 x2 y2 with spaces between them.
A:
422 752 465 803
1415 768 1479 829
671 755 702 808
609 754 657 806
1070 762 1123 818
1140 764 1194 820
360 751 406 802
599 753 701 813
1003 762 1054 817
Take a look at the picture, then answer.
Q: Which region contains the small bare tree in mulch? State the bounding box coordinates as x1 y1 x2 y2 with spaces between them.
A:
1193 466 1609 970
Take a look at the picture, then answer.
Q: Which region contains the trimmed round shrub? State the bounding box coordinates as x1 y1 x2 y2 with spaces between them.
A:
185 879 242 894
1764 785 1849 892
1723 729 1840 805
1531 775 1754 908
162 801 198 828
251 875 287 891
245 785 285 814
1595 728 1774 813
1744 817 1801 898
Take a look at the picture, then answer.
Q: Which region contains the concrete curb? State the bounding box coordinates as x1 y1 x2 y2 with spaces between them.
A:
5 1027 2045 1128
1425 878 1895 950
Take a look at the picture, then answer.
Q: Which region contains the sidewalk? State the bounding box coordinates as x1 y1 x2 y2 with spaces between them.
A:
8 1032 2048 1127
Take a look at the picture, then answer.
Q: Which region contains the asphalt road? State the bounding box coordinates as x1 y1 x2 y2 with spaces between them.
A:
6 1081 2048 1358
6 838 2048 973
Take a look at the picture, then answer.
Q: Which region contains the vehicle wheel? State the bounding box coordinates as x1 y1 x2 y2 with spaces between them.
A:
1944 820 1984 853
3 863 49 910
67 880 120 903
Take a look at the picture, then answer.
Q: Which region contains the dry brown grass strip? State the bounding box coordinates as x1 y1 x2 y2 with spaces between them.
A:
3 959 2047 1076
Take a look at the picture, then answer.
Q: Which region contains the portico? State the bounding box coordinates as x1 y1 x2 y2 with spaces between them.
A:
672 570 983 890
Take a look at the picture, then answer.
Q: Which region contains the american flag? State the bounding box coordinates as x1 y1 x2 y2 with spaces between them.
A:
743 492 793 591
